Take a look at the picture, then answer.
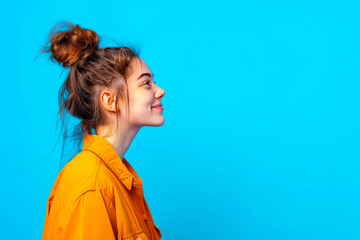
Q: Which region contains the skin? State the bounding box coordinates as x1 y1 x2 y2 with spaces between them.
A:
95 58 166 160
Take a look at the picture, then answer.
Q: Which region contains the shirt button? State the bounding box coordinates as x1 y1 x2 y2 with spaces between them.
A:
136 238 142 240
142 214 147 221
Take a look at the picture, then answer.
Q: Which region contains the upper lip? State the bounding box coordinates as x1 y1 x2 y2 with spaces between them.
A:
152 103 162 107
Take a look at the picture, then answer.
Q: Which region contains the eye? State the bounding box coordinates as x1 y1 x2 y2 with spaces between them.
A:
144 80 156 86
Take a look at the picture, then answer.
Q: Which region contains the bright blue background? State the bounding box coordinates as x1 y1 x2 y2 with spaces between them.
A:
1 0 359 239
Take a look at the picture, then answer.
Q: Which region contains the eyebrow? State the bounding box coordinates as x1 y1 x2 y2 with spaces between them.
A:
137 72 154 80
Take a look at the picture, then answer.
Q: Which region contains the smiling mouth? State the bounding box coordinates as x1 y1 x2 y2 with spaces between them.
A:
152 103 162 108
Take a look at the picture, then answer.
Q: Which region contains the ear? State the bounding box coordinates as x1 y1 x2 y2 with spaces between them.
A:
99 89 117 112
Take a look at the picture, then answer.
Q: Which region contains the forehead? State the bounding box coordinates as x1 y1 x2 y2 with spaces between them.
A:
131 58 151 75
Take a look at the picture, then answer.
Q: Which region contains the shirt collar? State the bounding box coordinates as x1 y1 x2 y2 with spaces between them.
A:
81 134 136 191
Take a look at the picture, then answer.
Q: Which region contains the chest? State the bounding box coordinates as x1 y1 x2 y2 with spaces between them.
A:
109 173 162 240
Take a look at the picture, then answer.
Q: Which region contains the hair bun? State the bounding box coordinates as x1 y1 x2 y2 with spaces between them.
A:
47 22 99 68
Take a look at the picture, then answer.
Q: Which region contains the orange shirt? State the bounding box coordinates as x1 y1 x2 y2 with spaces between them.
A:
42 134 162 240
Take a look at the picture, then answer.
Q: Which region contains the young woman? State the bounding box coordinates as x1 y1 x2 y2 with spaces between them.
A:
41 22 165 240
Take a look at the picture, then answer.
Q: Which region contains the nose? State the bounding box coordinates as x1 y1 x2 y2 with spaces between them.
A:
155 86 165 99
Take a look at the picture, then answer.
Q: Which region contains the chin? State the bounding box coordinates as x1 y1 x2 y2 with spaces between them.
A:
147 118 165 127
157 119 165 126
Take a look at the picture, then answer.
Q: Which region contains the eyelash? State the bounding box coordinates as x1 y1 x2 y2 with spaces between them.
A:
145 80 156 86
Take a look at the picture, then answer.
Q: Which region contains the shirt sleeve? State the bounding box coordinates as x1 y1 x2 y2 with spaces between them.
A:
61 188 117 240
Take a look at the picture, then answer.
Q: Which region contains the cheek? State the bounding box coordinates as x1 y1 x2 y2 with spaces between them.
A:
129 92 153 114
130 100 152 115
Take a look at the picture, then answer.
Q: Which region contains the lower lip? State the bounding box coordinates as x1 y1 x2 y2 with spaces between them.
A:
152 107 163 110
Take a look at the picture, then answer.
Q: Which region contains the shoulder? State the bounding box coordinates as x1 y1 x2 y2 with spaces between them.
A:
55 150 118 203
54 151 100 201
64 150 100 179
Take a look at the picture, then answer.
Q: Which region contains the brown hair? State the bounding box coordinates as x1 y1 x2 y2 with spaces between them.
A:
40 22 140 169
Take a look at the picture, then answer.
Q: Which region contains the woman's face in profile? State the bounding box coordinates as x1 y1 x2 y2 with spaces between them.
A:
126 58 166 128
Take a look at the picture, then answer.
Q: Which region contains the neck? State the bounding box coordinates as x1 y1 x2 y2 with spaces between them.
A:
95 123 141 160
